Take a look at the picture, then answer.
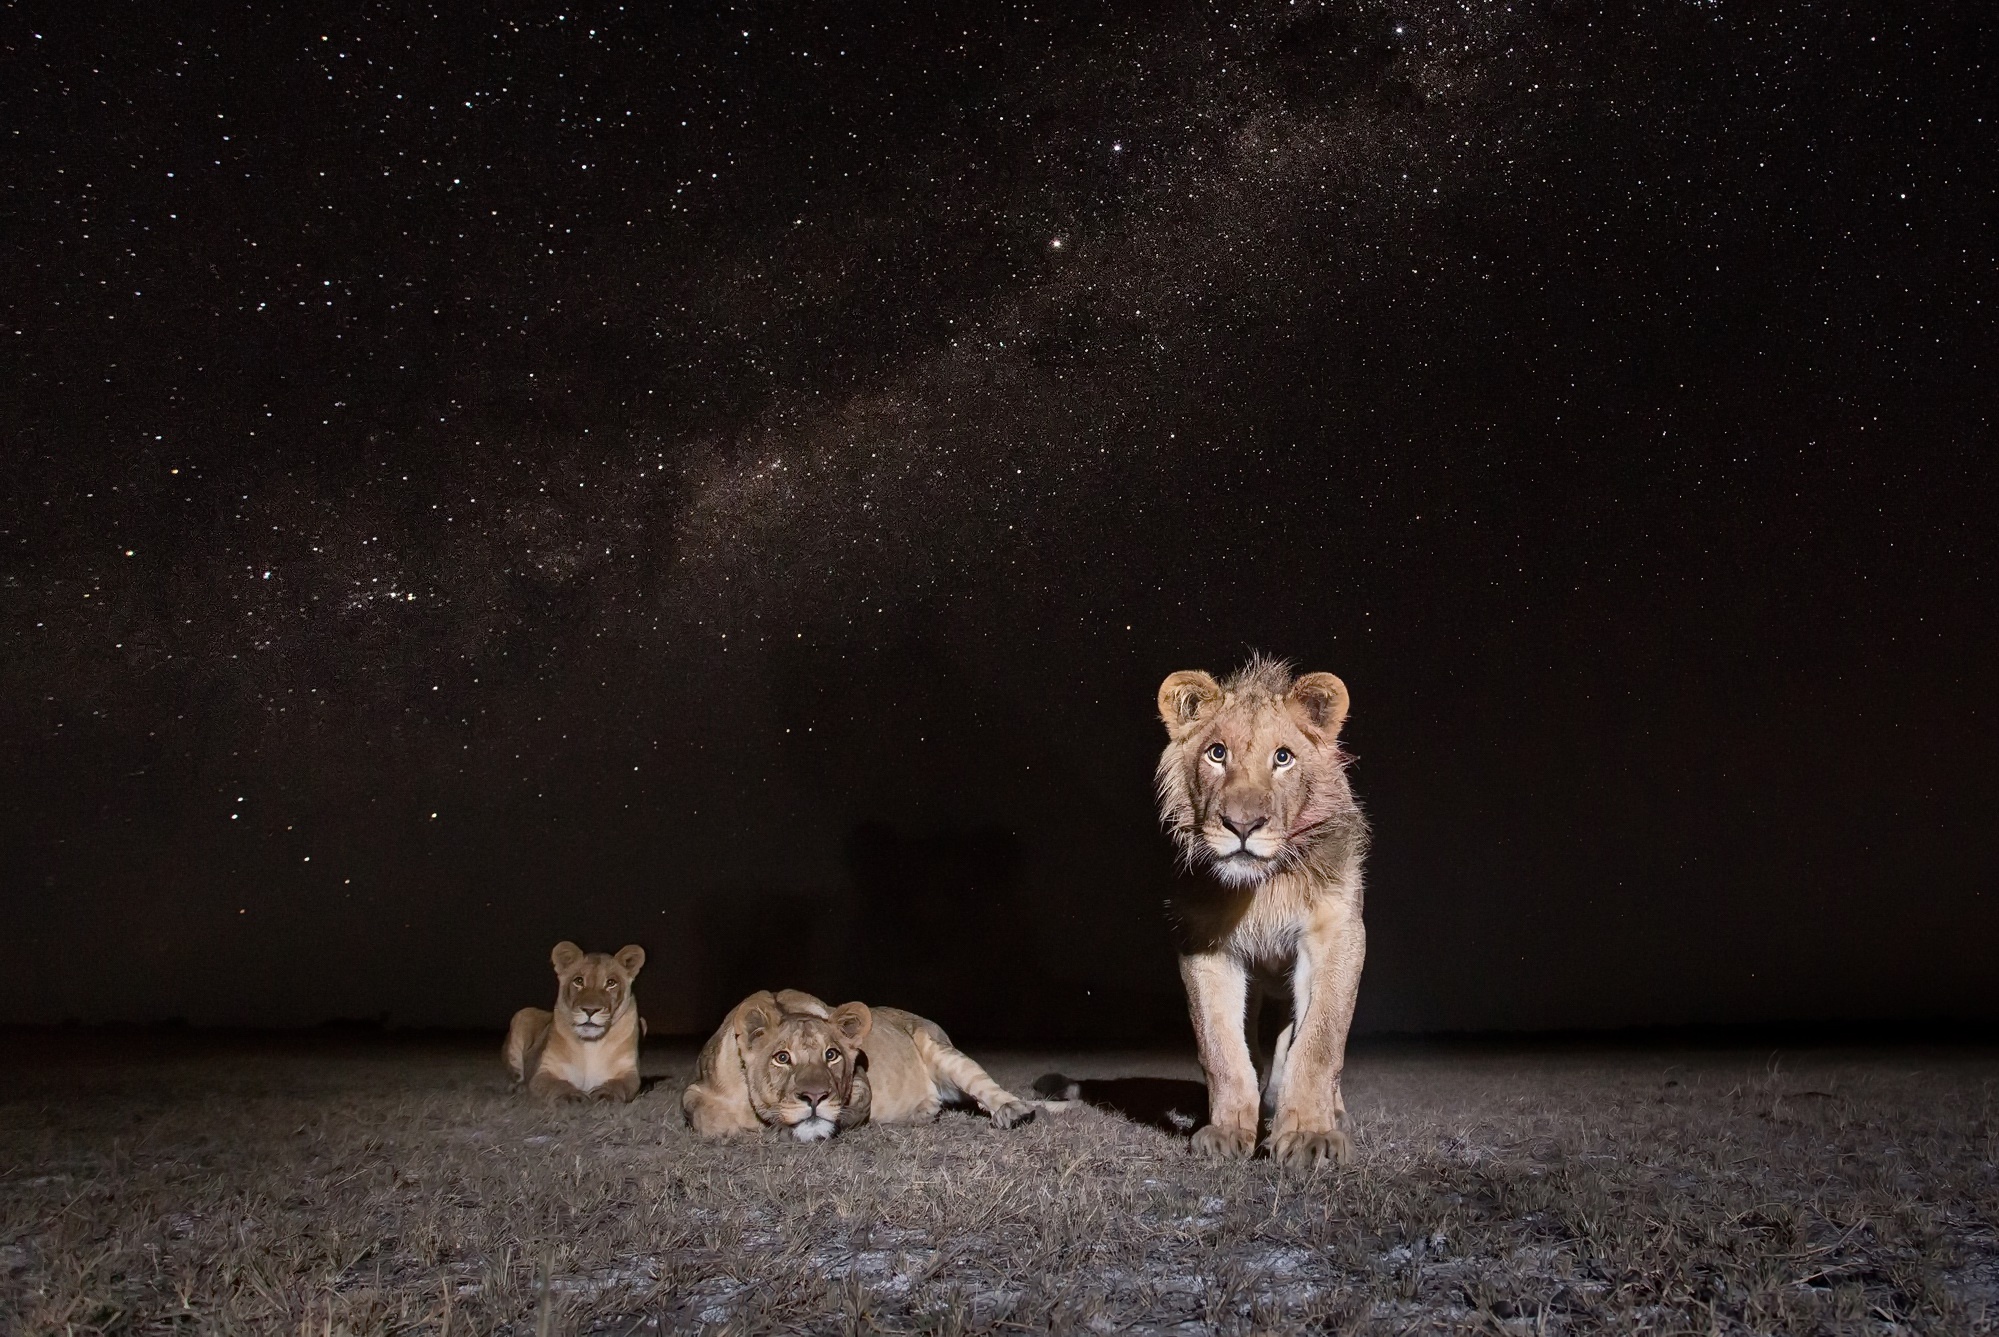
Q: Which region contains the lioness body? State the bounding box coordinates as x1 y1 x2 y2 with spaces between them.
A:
1157 656 1369 1169
683 989 1033 1141
504 942 646 1102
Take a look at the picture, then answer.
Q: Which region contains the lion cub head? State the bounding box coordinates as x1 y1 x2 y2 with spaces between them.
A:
1156 655 1360 888
738 992 873 1142
549 941 645 1040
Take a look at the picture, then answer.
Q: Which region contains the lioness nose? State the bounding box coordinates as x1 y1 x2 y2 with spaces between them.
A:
1220 813 1267 839
797 1085 832 1107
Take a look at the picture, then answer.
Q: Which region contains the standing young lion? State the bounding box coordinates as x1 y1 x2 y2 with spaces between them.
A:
1156 655 1370 1169
504 941 646 1102
682 989 1034 1141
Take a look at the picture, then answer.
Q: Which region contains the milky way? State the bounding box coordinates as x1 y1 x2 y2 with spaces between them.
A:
5 2 1994 1032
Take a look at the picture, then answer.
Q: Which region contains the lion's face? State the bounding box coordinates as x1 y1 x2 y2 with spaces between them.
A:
549 941 645 1040
1156 657 1354 888
739 998 873 1142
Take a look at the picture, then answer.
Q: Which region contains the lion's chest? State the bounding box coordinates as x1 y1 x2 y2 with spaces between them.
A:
549 1011 638 1090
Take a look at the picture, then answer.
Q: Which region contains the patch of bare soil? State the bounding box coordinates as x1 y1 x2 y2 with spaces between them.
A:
0 1032 1994 1333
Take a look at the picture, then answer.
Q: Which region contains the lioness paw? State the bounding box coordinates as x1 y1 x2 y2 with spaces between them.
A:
1191 1123 1257 1159
1268 1128 1353 1170
990 1099 1035 1130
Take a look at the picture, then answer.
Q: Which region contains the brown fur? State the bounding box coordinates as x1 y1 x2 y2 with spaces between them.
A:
1156 655 1370 1168
503 941 646 1103
682 990 1033 1141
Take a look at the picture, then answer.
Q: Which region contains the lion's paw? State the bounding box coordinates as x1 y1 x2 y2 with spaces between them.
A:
990 1100 1036 1130
1268 1127 1353 1170
1191 1123 1257 1160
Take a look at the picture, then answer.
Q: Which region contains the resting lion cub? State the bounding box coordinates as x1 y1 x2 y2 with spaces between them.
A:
504 941 646 1102
682 989 1033 1141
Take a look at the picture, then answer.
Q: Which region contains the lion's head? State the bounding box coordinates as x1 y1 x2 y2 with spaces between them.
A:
549 941 645 1040
1155 655 1367 888
736 992 873 1142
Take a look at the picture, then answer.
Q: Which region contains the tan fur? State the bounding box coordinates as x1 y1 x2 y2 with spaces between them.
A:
1156 655 1370 1169
504 941 647 1103
682 989 1033 1142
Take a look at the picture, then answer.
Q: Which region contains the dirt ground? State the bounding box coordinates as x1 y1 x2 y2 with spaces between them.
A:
1 1029 1994 1334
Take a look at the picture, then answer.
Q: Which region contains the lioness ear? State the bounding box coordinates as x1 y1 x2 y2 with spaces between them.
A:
1287 672 1351 741
550 941 585 973
828 1002 873 1047
739 996 779 1049
1157 670 1222 738
614 944 646 976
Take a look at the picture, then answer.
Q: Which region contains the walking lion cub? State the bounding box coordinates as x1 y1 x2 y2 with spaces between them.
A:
682 989 1034 1141
504 941 646 1102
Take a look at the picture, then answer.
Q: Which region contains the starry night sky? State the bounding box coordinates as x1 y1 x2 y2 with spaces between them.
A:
4 2 1994 1038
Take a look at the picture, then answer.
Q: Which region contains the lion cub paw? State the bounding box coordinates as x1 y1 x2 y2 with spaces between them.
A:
990 1099 1036 1130
1267 1128 1353 1170
1191 1123 1257 1160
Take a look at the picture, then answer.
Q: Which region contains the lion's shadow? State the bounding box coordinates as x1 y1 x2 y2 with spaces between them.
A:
1034 1073 1209 1137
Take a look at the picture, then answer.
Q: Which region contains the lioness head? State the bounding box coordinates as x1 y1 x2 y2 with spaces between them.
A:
1156 655 1360 887
738 993 873 1142
549 941 645 1040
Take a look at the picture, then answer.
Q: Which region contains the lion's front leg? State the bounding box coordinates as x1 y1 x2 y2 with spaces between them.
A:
1267 901 1365 1170
1180 951 1259 1159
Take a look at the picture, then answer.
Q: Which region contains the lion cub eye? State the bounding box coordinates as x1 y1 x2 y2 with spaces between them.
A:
825 1047 841 1063
773 1050 792 1066
1274 746 1295 767
1205 742 1228 763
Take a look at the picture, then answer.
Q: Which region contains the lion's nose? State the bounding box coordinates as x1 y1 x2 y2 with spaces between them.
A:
797 1084 832 1108
581 1007 605 1022
1220 813 1267 839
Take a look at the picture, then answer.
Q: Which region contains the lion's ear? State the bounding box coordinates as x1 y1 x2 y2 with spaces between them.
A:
739 995 779 1049
828 1002 873 1047
1157 670 1222 738
550 941 585 973
1287 672 1350 741
614 944 646 976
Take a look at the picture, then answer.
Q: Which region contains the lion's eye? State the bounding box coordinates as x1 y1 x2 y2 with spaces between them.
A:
572 977 584 988
773 1050 791 1066
605 980 618 989
1205 742 1228 763
825 1048 841 1063
1274 746 1294 767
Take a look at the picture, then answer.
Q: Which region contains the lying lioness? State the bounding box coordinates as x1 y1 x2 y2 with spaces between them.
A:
504 941 646 1102
682 989 1034 1141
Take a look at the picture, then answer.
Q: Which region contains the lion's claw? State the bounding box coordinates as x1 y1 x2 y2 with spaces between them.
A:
1191 1123 1257 1159
1268 1128 1352 1170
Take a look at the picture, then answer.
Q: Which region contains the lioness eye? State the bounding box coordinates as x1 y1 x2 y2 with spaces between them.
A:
1274 746 1294 766
825 1048 840 1062
572 977 584 987
605 980 618 989
1205 742 1227 763
773 1050 791 1065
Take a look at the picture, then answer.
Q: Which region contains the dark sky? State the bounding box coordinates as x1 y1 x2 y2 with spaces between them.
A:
4 1 1994 1039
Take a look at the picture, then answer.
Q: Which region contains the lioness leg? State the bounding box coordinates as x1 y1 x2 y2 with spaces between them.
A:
1181 951 1259 1158
1268 899 1365 1169
504 1008 551 1084
915 1033 1034 1129
591 1070 642 1103
682 1080 765 1137
526 1069 589 1102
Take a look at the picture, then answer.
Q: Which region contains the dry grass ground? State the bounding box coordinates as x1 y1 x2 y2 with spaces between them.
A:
1 1030 1995 1334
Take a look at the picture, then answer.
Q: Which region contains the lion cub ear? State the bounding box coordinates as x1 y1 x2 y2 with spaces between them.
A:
1157 670 1222 738
1287 672 1351 741
550 941 585 973
828 1002 873 1047
614 944 646 976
